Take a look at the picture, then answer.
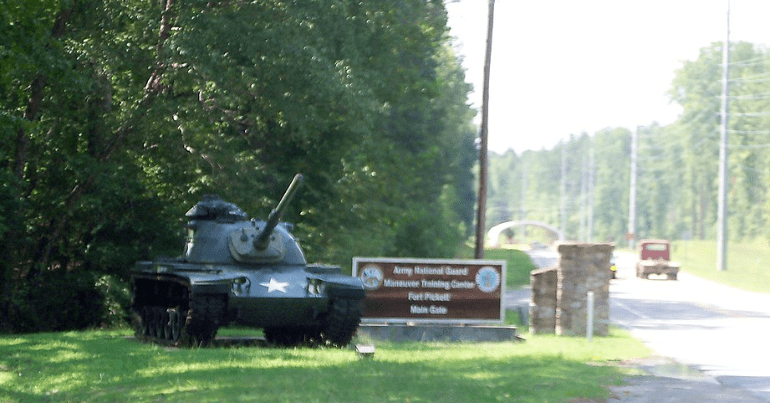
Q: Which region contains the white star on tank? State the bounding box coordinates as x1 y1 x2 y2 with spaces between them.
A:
260 278 289 293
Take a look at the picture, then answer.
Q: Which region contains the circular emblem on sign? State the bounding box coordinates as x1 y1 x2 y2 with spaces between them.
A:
475 266 500 293
360 265 384 290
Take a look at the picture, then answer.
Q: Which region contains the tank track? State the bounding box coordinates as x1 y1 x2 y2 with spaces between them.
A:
262 297 363 348
133 295 226 347
322 297 363 347
133 295 361 348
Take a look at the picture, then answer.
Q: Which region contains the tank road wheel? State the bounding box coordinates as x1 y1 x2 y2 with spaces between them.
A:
303 327 323 346
138 307 151 337
179 295 225 347
147 307 157 337
162 309 172 340
322 298 363 347
132 306 149 340
169 309 183 342
152 307 164 338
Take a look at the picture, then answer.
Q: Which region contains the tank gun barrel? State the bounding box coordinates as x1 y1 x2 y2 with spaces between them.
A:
254 174 304 250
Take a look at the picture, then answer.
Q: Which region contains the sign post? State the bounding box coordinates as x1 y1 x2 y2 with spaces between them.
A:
353 258 506 324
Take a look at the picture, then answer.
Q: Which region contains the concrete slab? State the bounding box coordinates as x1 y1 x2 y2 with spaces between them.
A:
357 323 521 342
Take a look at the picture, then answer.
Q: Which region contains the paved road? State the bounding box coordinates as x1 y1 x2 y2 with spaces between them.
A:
611 252 770 401
506 249 770 401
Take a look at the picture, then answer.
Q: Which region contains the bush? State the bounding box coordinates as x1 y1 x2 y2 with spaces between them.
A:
7 270 129 332
95 274 132 328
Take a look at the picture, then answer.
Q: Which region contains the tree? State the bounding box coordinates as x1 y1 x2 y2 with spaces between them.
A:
0 0 478 331
484 41 770 248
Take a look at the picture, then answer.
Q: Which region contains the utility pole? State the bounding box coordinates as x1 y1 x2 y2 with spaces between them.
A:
521 163 527 244
560 141 566 241
474 0 495 259
580 155 586 242
628 127 638 251
717 0 730 271
588 140 595 242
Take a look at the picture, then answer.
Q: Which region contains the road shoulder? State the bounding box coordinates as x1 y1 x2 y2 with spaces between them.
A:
609 357 766 402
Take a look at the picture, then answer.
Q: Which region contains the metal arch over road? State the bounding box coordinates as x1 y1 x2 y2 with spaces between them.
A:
487 220 564 246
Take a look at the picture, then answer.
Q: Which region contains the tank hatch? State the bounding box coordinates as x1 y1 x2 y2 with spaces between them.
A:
186 194 248 222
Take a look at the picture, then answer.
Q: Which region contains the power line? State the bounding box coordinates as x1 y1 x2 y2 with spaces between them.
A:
732 112 770 116
729 55 770 67
728 129 770 135
730 76 770 83
728 143 770 149
729 72 770 81
728 91 770 100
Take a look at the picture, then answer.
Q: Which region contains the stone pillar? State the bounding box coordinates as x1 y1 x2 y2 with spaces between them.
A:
555 242 613 337
529 266 558 334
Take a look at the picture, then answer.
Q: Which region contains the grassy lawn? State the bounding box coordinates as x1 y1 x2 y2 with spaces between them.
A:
0 328 649 403
0 245 660 402
482 248 539 289
456 245 538 289
673 239 770 294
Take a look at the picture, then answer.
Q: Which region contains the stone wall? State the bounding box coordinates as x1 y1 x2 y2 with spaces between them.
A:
529 242 613 336
529 267 558 334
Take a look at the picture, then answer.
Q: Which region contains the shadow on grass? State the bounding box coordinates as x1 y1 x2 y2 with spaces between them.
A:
0 331 630 403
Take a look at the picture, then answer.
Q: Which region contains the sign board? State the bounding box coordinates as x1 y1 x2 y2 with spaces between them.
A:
352 257 506 324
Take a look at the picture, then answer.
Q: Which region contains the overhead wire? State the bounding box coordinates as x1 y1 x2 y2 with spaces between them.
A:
729 73 770 83
728 91 770 100
729 129 770 135
728 55 770 67
728 143 770 149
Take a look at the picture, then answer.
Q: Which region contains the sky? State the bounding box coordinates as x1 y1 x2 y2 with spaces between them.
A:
445 0 770 154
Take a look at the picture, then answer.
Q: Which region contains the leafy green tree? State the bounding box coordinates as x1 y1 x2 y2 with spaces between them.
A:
484 41 770 249
670 41 770 241
487 150 520 236
592 127 631 243
0 0 477 331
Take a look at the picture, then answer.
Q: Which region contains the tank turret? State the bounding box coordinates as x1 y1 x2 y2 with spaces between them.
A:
130 174 365 348
182 174 306 265
228 174 303 263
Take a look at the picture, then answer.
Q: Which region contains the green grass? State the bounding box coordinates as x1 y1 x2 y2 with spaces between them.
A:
0 328 649 403
456 245 538 289
484 248 539 289
673 239 770 294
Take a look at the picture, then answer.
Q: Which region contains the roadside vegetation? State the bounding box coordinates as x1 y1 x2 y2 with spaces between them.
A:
673 240 770 294
485 248 539 289
456 245 538 289
0 328 650 403
486 45 770 260
4 0 770 337
1 1 477 333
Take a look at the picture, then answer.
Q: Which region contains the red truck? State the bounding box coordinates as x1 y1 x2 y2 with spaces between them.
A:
635 239 680 280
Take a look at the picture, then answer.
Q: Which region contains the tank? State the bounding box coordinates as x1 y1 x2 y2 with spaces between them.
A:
130 174 365 347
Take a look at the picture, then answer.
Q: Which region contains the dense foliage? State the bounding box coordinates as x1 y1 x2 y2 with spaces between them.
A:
488 41 770 247
0 0 477 332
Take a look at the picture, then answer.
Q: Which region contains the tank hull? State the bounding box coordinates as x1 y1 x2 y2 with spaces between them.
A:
131 260 365 346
